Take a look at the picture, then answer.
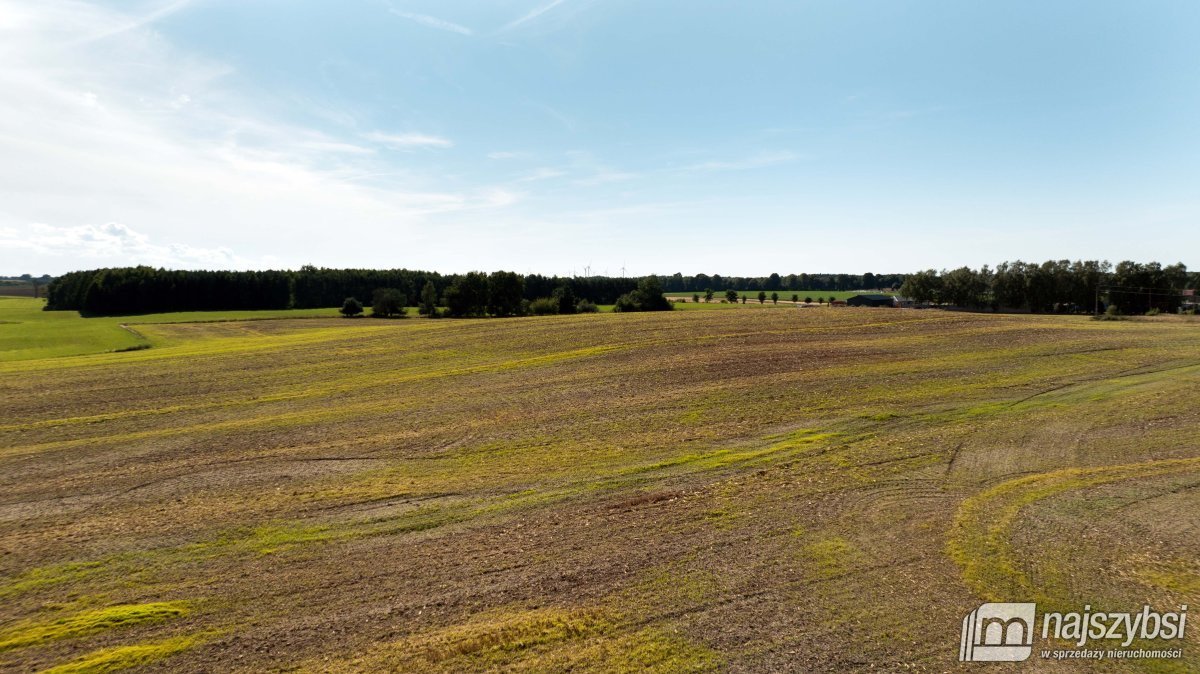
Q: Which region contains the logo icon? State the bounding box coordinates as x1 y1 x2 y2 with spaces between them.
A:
960 602 1036 662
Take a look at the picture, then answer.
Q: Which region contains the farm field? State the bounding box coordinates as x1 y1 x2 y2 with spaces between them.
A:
1 307 1198 672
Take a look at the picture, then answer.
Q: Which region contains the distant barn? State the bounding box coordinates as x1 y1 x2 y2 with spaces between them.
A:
846 293 895 307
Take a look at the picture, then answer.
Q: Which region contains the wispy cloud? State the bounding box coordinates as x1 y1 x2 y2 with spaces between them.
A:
499 0 567 32
681 151 800 172
363 131 453 149
388 9 473 36
572 170 637 186
516 167 567 182
488 151 526 160
75 0 197 44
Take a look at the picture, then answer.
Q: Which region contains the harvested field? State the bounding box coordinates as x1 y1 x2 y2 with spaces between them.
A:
1 307 1197 672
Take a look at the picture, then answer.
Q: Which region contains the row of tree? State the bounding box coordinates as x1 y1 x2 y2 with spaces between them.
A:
659 272 905 293
44 267 641 315
899 260 1196 314
337 274 617 319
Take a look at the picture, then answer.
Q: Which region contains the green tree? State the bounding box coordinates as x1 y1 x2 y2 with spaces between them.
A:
419 281 438 316
725 289 739 303
340 297 363 317
704 288 714 303
791 294 798 303
899 270 943 304
757 290 767 304
488 271 525 317
771 292 779 304
444 272 488 317
692 293 700 303
551 284 577 314
370 288 407 318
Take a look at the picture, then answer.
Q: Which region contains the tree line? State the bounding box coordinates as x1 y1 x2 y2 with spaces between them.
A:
899 260 1197 314
44 266 644 316
659 272 905 293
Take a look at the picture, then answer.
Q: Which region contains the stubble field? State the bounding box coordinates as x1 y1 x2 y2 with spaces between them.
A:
1 303 1197 672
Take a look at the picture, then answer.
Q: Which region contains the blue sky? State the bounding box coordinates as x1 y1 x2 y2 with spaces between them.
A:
1 0 1198 276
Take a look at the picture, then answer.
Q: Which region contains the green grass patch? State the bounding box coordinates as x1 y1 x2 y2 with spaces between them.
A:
0 297 341 363
0 601 189 652
39 633 206 674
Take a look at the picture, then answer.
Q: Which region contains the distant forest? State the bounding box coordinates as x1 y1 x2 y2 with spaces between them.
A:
899 260 1196 314
42 260 1196 316
44 266 642 315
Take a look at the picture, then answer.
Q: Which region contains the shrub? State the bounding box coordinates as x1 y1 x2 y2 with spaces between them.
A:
757 291 767 304
576 299 599 313
791 294 799 303
528 297 559 315
612 277 673 313
725 289 738 303
340 297 363 317
692 294 700 303
371 288 407 318
1145 307 1161 316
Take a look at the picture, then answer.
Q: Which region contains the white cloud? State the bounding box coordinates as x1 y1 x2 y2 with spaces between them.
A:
0 0 520 274
362 131 454 149
0 222 261 269
388 9 473 36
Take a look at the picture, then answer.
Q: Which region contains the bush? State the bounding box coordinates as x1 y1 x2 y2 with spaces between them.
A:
576 299 599 313
1145 307 1161 316
528 297 559 315
725 289 738 303
612 277 673 313
340 297 363 317
371 288 407 318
